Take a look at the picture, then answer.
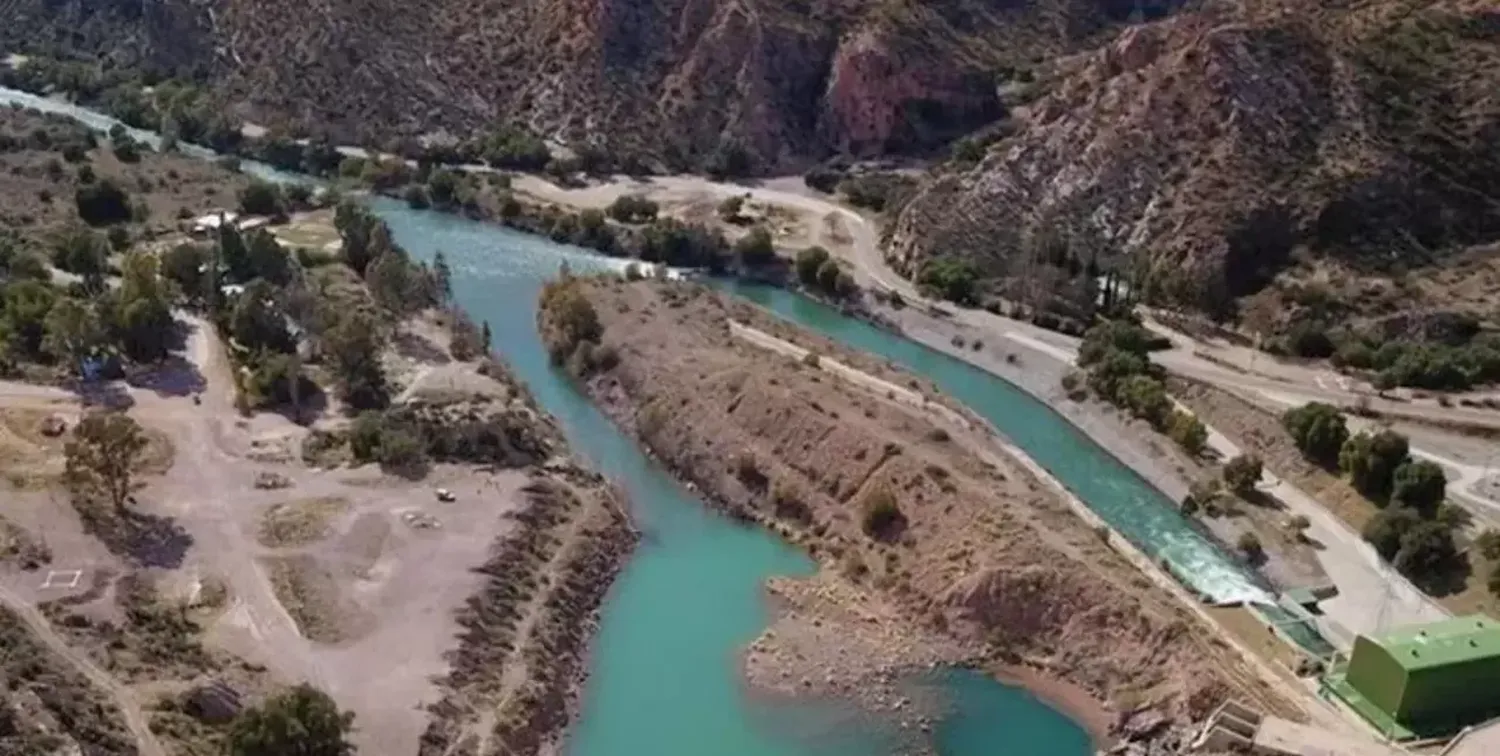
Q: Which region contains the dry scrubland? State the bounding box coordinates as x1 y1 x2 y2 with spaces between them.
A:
0 103 638 756
540 276 1302 747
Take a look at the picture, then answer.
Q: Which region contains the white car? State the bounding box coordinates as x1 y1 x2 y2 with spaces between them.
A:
435 488 456 502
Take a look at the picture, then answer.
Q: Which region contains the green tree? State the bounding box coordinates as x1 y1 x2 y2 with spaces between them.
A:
427 169 459 207
365 251 413 315
245 230 292 285
230 280 294 354
432 250 454 302
238 180 283 216
64 412 148 515
325 313 389 411
1339 430 1409 502
112 253 176 362
1 280 58 357
1362 507 1423 561
51 226 109 284
1223 454 1263 495
226 683 354 756
1281 402 1348 468
733 227 775 267
42 298 105 368
1393 520 1458 581
795 247 830 287
811 257 843 293
161 243 209 304
918 257 980 305
1391 459 1447 518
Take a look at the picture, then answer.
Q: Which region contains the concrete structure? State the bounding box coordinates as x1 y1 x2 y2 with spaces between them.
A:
1194 700 1405 756
1441 717 1500 756
1324 615 1500 739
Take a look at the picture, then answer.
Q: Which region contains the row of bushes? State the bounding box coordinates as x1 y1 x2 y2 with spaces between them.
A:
1281 402 1458 584
1077 319 1206 455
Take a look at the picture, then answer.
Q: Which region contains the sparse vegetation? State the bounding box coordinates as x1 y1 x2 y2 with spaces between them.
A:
1223 454 1263 495
860 486 905 541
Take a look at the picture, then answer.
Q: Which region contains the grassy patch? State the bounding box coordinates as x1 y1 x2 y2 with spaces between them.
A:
257 497 350 548
262 554 360 643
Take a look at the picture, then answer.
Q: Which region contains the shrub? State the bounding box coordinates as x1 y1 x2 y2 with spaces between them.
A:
717 195 745 222
74 179 131 225
1282 403 1348 467
403 184 431 209
917 257 979 305
1489 562 1500 599
860 486 905 541
1223 454 1263 495
734 451 768 491
803 166 842 193
607 194 659 223
1167 410 1208 456
1477 528 1500 561
1237 532 1264 560
1287 514 1312 541
771 478 811 523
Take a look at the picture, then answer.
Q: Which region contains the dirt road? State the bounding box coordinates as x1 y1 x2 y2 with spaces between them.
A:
0 583 168 756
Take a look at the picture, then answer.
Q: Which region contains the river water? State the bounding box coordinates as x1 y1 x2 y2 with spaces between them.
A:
1 86 1283 754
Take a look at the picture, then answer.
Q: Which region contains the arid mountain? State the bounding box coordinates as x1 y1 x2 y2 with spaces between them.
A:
885 0 1500 321
0 0 1178 169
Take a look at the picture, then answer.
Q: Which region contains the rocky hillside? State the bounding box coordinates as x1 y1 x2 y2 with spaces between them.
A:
886 0 1500 322
2 0 1178 169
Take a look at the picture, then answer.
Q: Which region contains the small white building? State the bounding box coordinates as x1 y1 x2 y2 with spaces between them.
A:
190 211 239 237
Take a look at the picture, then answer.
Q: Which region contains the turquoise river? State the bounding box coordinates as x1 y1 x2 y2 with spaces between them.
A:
0 86 1295 754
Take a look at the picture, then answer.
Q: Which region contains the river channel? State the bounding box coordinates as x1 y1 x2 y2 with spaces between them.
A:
0 86 1286 754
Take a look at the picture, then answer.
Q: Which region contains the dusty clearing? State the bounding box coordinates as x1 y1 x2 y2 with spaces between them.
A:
0 310 636 756
547 277 1308 747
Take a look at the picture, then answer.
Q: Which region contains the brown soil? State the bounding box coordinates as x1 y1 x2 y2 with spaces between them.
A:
544 277 1305 744
0 108 250 242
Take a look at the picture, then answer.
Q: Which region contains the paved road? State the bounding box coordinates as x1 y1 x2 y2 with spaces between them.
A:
0 583 168 756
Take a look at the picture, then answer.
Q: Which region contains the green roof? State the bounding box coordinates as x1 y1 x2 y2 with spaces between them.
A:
1366 615 1500 671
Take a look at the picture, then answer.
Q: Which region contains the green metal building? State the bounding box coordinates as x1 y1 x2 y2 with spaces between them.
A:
1324 615 1500 739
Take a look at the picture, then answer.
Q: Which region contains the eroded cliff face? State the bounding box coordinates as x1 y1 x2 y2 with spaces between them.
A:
885 0 1500 314
0 0 1159 168
820 28 1002 155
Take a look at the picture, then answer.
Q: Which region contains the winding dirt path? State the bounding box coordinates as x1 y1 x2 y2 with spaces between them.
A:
0 583 167 756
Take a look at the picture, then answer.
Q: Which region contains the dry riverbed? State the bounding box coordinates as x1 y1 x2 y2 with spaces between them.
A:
539 276 1306 751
